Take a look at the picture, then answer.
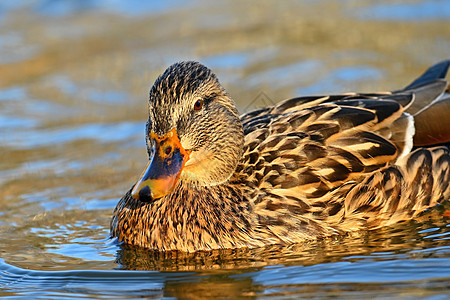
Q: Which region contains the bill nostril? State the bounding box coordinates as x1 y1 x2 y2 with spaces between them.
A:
165 145 172 155
138 186 153 203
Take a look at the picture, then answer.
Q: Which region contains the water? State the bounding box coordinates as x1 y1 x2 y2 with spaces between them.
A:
1 0 450 298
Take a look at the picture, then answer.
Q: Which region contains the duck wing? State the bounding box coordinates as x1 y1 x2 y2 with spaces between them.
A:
238 96 413 198
241 60 450 146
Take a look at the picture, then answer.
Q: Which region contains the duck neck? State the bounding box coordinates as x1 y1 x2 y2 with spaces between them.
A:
112 181 260 251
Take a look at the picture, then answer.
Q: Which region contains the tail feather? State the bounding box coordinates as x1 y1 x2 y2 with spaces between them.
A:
396 60 450 146
403 60 450 90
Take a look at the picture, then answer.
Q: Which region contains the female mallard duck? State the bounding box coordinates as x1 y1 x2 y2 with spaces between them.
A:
111 60 450 252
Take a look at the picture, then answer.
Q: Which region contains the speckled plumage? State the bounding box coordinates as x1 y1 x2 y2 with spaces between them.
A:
111 60 450 252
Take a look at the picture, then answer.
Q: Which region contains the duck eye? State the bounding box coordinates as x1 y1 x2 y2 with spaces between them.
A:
193 99 203 111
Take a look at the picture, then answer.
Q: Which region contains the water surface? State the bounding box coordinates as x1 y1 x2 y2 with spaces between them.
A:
1 0 450 298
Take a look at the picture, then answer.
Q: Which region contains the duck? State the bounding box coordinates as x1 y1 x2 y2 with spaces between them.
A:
111 60 450 252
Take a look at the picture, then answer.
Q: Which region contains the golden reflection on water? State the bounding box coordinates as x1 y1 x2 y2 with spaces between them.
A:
0 0 449 297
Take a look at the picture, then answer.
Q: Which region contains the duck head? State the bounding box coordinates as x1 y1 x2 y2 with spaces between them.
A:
131 61 245 202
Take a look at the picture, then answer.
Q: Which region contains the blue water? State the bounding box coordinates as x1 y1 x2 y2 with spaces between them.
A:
2 237 450 298
357 0 450 21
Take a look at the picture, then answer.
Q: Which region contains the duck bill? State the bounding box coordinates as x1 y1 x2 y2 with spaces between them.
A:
131 129 189 202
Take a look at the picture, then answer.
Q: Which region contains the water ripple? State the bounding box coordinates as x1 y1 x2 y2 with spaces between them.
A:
0 258 182 298
247 258 450 285
1 121 143 149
